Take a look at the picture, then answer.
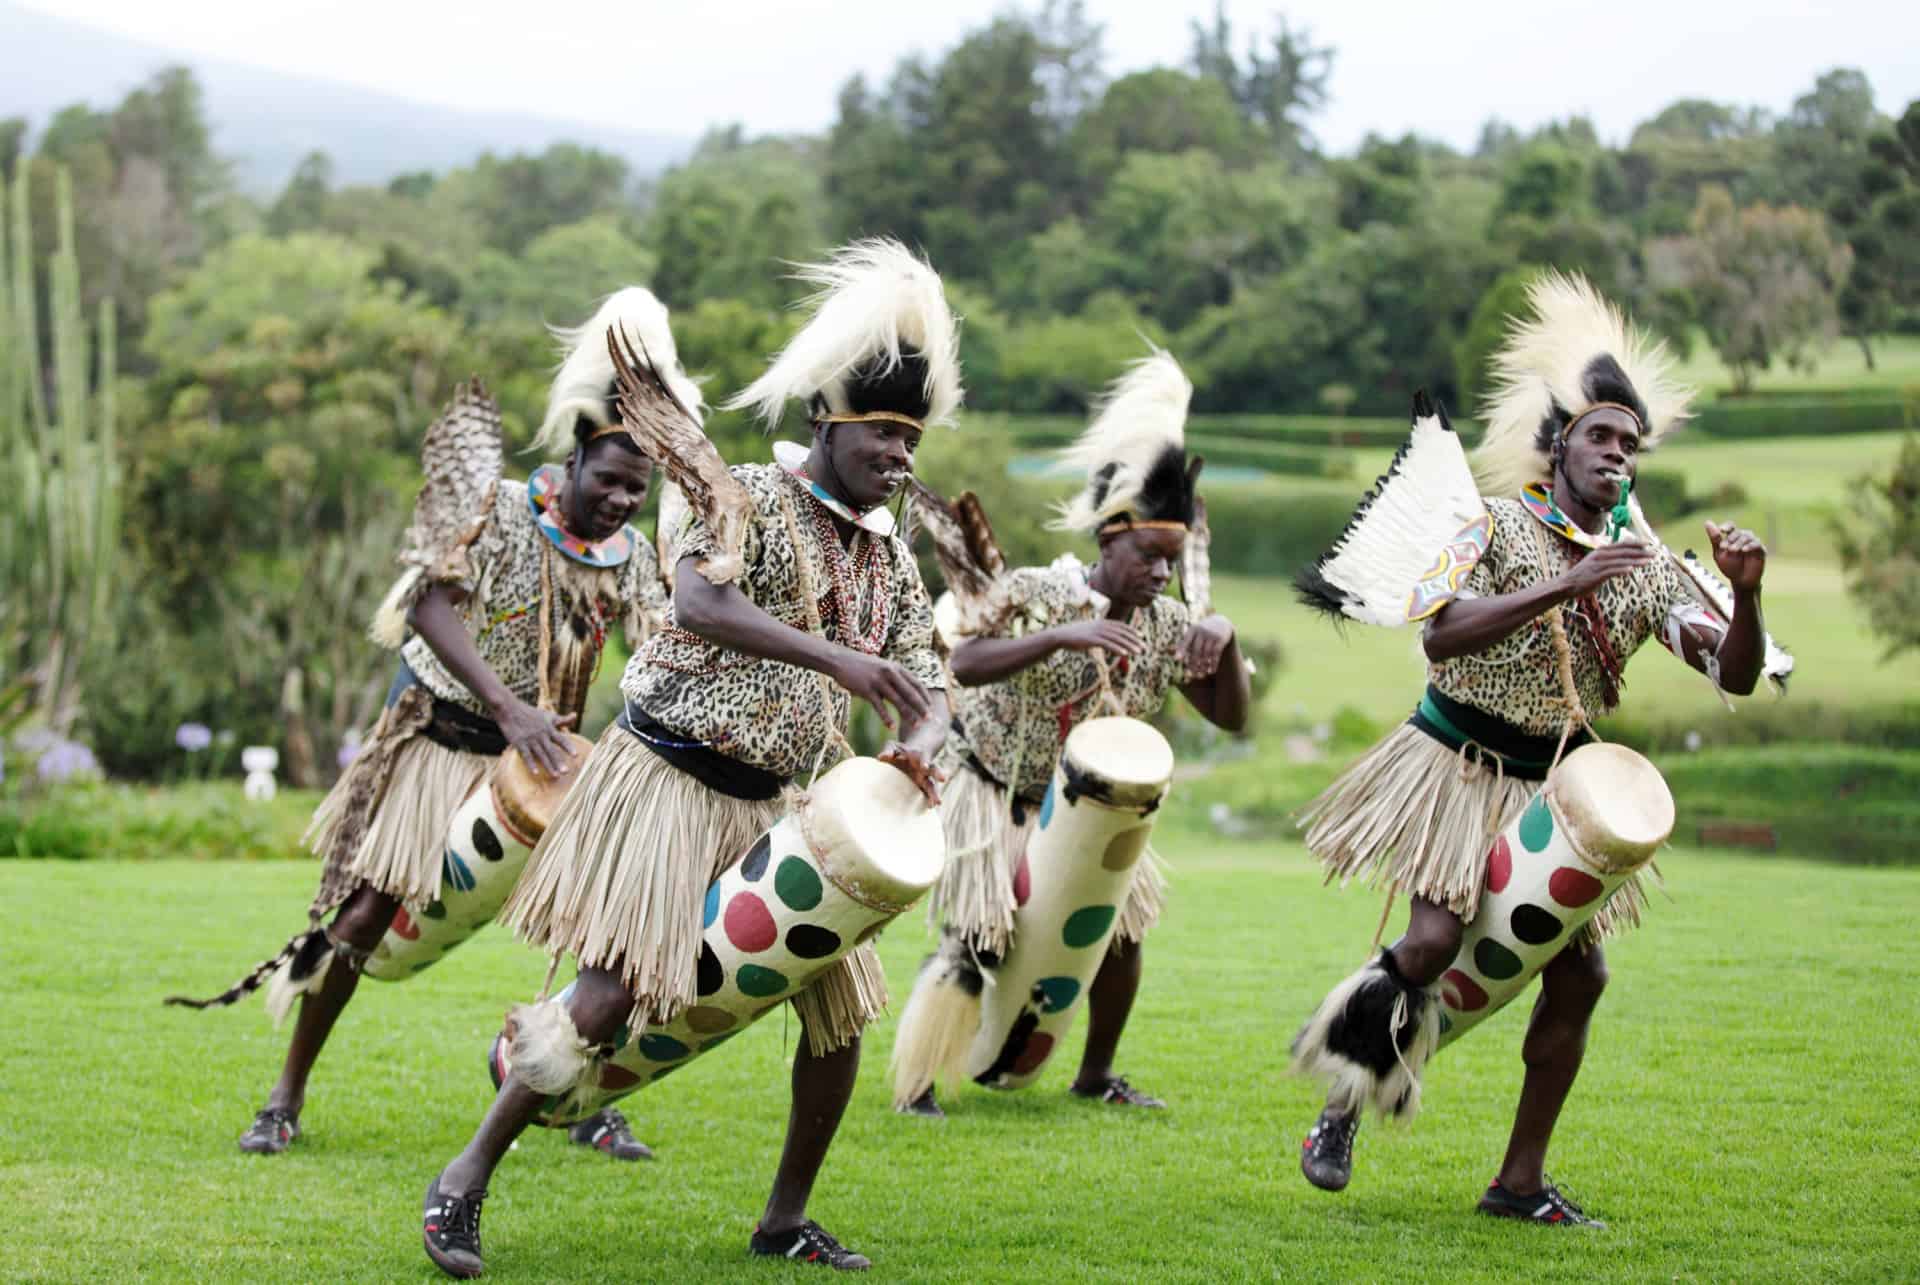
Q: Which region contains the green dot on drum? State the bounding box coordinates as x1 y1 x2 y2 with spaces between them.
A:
1061 904 1117 949
1518 795 1556 852
774 856 824 910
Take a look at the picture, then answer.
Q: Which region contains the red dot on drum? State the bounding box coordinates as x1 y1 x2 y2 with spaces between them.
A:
1441 968 1489 1012
723 892 779 953
600 1064 643 1090
1010 1030 1056 1076
1548 867 1605 908
391 907 419 941
1486 835 1513 894
1012 855 1032 907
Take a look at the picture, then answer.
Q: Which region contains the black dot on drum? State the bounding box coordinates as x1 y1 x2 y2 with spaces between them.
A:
1510 903 1564 945
697 942 725 996
740 834 771 881
785 924 841 959
471 818 504 862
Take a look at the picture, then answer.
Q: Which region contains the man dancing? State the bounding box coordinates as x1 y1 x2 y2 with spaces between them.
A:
891 349 1251 1116
420 240 962 1276
1290 273 1779 1225
168 289 695 1164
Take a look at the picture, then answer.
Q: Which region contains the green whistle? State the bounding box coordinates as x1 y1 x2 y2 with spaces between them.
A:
1607 476 1633 542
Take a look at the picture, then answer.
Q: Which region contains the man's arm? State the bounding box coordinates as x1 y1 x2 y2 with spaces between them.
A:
1673 521 1768 696
949 620 1146 686
408 585 578 776
1176 616 1251 732
1423 542 1655 662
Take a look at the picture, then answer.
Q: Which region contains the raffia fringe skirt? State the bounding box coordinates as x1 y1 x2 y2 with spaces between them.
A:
500 724 886 1055
927 762 1167 959
1300 722 1648 944
304 731 492 912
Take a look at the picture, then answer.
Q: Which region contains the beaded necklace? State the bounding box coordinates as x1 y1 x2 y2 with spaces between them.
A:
806 498 893 655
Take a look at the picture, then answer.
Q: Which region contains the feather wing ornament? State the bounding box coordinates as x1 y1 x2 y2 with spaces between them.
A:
1294 391 1489 628
608 326 753 585
907 478 1015 639
368 378 504 647
654 479 691 591
1622 497 1795 694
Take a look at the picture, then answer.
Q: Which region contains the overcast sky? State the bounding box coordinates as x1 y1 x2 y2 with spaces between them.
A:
20 0 1920 152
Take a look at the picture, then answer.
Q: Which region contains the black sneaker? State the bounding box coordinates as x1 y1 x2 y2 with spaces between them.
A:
569 1107 653 1161
1476 1178 1606 1228
749 1220 871 1271
1301 1108 1358 1191
1070 1075 1166 1108
237 1107 298 1155
897 1088 944 1119
422 1174 488 1278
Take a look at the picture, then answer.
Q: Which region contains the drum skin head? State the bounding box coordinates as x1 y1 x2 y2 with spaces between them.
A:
1550 743 1674 872
492 732 595 843
805 757 944 903
1062 717 1174 810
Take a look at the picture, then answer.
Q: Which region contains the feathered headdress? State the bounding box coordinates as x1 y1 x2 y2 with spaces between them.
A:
1473 272 1691 497
1051 347 1197 535
533 287 704 455
722 239 963 431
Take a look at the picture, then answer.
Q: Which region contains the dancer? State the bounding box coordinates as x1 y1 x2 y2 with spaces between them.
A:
167 289 694 1165
1289 273 1786 1225
420 240 961 1277
891 349 1250 1117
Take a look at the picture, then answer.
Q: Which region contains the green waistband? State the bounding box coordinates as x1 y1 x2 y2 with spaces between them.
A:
1414 691 1556 772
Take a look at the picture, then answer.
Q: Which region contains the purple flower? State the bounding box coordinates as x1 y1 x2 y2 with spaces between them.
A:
37 739 99 784
175 722 213 752
337 731 363 770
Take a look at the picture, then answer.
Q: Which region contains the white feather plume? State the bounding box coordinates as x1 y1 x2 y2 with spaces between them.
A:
722 238 963 429
1473 271 1692 497
1051 347 1193 533
533 286 705 456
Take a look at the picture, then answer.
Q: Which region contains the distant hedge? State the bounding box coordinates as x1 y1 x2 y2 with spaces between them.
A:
1692 395 1911 438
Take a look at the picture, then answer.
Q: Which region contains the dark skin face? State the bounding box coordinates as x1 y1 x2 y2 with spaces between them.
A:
557 434 652 541
1089 525 1185 612
807 420 921 515
1552 406 1642 532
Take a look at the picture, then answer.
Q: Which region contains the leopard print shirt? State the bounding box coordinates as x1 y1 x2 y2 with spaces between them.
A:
402 478 668 718
942 555 1194 797
1426 496 1694 735
623 463 945 779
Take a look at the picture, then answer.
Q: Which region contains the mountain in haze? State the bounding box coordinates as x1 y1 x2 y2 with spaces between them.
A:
0 2 694 193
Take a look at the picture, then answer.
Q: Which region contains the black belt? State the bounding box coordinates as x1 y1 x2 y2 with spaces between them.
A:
1407 685 1591 782
618 703 785 802
385 661 507 756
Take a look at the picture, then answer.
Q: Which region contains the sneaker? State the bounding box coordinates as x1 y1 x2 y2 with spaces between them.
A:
568 1107 653 1161
237 1107 298 1155
749 1220 871 1271
422 1174 488 1278
1476 1178 1606 1228
897 1088 944 1119
1301 1108 1358 1192
1070 1076 1166 1108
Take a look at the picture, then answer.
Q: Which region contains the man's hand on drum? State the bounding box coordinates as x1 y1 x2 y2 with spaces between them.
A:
1052 619 1146 659
1179 615 1235 679
1706 519 1767 592
495 697 579 778
829 652 933 732
877 742 948 808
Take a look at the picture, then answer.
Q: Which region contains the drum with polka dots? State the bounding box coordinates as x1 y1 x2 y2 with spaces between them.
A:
363 735 593 982
966 716 1174 1091
1435 742 1673 1047
491 753 944 1125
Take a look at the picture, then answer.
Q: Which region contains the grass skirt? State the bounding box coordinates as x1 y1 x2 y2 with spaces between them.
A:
303 726 491 913
501 724 885 1054
1300 722 1647 943
928 762 1166 958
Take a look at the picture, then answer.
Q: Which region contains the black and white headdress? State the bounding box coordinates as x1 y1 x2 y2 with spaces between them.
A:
1473 272 1691 496
534 286 704 455
723 239 963 433
1051 348 1197 536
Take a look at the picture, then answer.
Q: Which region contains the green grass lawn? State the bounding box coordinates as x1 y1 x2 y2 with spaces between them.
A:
2 847 1915 1282
1670 331 1920 396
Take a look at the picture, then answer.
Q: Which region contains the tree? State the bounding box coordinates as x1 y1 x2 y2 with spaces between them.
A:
1655 186 1851 393
1070 69 1256 192
1188 2 1334 166
1827 99 1920 368
266 151 334 235
647 133 827 311
1772 68 1882 208
1834 436 1920 660
1455 265 1547 414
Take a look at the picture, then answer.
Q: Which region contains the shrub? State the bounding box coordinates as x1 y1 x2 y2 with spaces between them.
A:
1692 395 1907 438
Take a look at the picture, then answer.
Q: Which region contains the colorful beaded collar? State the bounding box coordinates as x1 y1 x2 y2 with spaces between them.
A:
772 440 897 537
526 465 636 568
1520 482 1609 551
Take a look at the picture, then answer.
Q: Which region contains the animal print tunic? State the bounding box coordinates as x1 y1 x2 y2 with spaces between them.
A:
1427 495 1707 735
403 476 668 720
623 463 944 780
942 555 1195 798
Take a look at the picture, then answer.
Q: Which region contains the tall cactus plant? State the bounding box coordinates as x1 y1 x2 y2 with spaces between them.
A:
0 163 121 734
